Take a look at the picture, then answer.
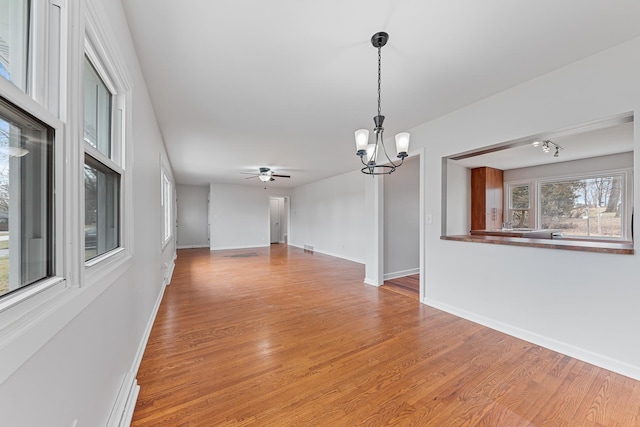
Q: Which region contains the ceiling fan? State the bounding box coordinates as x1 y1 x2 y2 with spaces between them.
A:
243 167 290 182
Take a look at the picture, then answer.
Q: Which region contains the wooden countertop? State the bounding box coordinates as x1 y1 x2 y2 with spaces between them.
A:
441 234 634 255
470 229 561 239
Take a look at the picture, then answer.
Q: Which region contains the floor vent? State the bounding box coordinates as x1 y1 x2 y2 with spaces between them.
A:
303 244 314 254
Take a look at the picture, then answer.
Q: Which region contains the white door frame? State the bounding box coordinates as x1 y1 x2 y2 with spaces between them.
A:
267 195 290 245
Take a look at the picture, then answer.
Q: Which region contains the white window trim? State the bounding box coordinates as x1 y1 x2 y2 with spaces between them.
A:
81 3 133 283
161 168 173 248
0 31 68 384
505 168 633 241
0 0 136 384
506 181 533 228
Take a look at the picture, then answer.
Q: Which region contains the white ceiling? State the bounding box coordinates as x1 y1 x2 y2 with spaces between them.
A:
121 0 640 187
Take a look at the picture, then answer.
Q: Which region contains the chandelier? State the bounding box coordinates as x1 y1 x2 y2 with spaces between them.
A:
354 32 410 175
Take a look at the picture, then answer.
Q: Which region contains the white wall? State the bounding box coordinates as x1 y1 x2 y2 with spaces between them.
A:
209 183 290 250
412 36 640 379
384 155 420 278
0 0 176 425
290 171 366 263
176 184 209 248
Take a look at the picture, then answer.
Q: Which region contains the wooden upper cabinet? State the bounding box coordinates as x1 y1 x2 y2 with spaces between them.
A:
471 167 504 231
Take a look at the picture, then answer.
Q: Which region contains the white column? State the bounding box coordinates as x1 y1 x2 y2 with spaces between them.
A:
364 174 384 286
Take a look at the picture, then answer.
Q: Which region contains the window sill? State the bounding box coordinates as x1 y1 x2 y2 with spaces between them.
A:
441 234 634 255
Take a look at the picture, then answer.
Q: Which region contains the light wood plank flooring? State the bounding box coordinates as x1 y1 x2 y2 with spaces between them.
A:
381 274 420 300
132 245 640 426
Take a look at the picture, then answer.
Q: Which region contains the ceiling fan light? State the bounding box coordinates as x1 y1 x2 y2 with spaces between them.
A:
258 174 271 182
395 132 410 158
355 129 369 154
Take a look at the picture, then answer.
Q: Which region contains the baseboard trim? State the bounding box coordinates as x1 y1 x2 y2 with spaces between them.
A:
364 278 382 287
164 257 176 286
426 298 640 381
108 278 167 426
176 244 209 249
383 268 420 281
289 243 364 265
106 373 140 427
210 244 271 251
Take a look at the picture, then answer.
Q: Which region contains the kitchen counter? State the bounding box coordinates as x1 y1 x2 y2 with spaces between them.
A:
470 228 562 239
442 234 633 255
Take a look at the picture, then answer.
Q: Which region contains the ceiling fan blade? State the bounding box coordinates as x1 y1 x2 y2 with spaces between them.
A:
244 175 258 179
272 174 290 178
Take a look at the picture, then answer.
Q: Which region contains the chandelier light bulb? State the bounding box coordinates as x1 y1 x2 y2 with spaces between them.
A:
395 132 410 158
354 129 370 153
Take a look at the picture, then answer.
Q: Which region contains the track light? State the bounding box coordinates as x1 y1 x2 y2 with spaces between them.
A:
533 140 563 158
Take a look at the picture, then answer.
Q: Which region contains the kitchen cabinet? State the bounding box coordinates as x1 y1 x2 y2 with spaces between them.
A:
471 166 503 231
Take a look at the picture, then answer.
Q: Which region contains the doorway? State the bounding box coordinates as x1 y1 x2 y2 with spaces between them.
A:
381 154 422 300
269 197 289 244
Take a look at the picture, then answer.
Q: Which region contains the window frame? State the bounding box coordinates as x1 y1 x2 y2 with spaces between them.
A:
0 81 65 313
0 0 135 384
505 168 633 241
0 0 67 312
161 168 173 247
506 182 533 228
82 22 131 274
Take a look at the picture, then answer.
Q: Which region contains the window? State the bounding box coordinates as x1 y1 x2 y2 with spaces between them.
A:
161 170 172 245
507 184 531 228
84 155 119 260
0 0 30 92
0 95 54 298
539 174 626 239
83 53 122 261
506 171 630 240
83 58 111 156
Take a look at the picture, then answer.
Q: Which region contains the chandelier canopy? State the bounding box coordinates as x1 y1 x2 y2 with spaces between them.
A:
354 32 410 175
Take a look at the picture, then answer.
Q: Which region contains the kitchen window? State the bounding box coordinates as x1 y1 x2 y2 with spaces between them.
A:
507 183 531 228
505 170 631 241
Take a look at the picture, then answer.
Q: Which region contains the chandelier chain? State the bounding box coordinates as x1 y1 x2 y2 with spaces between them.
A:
377 46 382 118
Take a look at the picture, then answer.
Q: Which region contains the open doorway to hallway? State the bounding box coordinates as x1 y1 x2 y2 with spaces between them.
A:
269 196 289 245
381 155 421 299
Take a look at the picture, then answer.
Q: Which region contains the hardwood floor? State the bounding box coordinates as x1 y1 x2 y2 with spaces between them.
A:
132 245 640 426
381 274 420 300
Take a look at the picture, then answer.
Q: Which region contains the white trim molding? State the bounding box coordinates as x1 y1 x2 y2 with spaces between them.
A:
427 298 640 381
383 268 420 281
